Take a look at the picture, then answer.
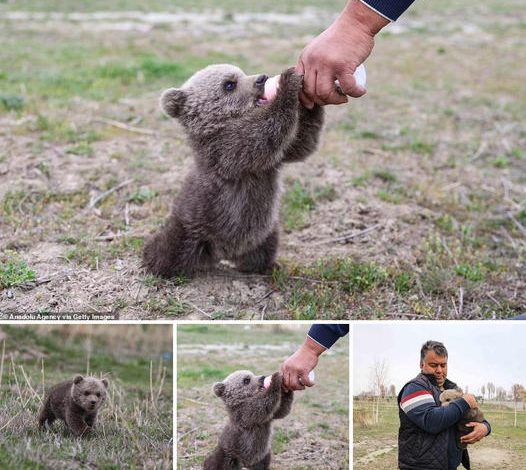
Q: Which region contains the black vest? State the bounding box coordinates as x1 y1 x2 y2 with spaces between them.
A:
397 373 470 470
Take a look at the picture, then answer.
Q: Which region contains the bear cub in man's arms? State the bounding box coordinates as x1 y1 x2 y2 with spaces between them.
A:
204 370 293 470
38 375 108 437
143 64 324 278
439 388 485 449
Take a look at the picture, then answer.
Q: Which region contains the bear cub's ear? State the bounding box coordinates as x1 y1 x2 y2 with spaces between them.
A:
213 382 225 397
73 375 84 384
102 378 109 388
160 88 186 118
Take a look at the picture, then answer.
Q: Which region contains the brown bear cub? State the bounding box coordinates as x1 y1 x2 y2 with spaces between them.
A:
439 388 485 448
143 64 324 278
204 370 293 470
38 375 108 437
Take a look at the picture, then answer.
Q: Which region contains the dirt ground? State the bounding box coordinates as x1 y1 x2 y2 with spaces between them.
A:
1 2 524 318
354 436 522 470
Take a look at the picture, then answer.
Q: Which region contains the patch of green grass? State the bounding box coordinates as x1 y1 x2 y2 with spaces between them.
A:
128 188 158 204
393 272 413 294
65 244 102 270
0 255 37 289
377 188 404 204
493 155 510 168
410 140 435 155
178 366 231 387
372 169 397 183
66 141 94 157
281 180 316 231
272 429 293 454
351 173 370 188
0 94 25 111
436 213 455 233
454 263 485 281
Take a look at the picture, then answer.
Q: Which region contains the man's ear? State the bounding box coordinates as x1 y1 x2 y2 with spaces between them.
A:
73 375 84 384
213 382 225 397
160 88 186 118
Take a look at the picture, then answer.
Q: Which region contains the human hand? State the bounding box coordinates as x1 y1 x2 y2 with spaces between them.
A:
280 337 324 391
296 0 388 108
460 422 488 444
462 394 479 409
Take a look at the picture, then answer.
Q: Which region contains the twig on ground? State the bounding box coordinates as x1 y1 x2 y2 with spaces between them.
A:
469 141 487 161
87 179 133 209
508 213 526 237
93 117 157 136
309 223 383 246
178 427 199 442
186 301 213 319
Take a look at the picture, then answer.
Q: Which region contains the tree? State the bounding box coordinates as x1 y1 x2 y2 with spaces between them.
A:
389 384 396 397
512 384 525 427
481 384 486 399
369 359 389 425
487 382 495 400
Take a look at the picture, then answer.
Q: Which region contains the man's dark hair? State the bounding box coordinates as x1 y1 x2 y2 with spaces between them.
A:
420 340 448 362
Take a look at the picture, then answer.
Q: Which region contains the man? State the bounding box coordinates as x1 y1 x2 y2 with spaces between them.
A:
398 341 491 470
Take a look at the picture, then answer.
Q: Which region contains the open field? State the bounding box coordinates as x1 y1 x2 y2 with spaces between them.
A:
0 324 173 469
0 0 524 318
177 324 349 469
353 398 526 470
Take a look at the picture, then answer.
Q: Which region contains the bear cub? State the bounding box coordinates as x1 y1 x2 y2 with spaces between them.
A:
204 370 293 470
38 375 108 437
439 388 485 448
143 64 324 278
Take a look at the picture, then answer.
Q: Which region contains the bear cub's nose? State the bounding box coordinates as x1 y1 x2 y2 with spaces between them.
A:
255 74 268 87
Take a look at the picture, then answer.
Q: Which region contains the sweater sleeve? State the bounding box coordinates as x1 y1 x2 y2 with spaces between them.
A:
400 383 471 434
360 0 416 21
307 324 349 349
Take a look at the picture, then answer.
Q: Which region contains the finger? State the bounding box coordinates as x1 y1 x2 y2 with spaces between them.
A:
299 89 315 109
337 71 367 98
315 70 348 106
302 67 317 106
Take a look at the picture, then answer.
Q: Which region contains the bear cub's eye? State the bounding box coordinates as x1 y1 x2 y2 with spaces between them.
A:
84 391 90 396
243 377 250 385
96 392 101 397
224 81 237 92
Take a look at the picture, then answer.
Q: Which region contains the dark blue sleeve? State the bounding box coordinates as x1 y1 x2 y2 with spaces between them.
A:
361 0 417 21
400 383 470 435
307 324 349 349
483 420 491 436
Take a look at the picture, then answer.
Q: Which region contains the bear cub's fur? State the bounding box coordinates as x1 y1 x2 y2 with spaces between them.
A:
143 64 324 278
439 388 485 448
204 370 293 470
38 375 108 437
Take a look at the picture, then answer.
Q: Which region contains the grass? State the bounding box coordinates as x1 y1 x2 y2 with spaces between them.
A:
177 325 349 470
0 325 173 469
0 253 37 289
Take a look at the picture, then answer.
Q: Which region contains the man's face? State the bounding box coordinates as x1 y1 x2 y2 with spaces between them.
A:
421 351 448 387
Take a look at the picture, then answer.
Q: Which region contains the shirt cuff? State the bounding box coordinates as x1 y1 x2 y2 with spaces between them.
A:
360 0 416 22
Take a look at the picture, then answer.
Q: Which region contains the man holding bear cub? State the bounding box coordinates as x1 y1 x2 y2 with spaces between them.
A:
398 341 491 470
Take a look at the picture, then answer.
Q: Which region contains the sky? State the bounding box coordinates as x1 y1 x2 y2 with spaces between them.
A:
353 322 526 396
